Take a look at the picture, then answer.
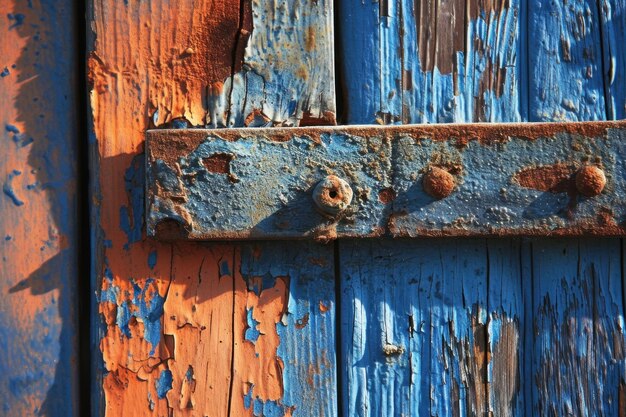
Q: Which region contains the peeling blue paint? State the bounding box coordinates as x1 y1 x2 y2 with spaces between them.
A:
245 308 260 343
7 13 25 29
3 169 23 206
219 259 230 277
155 370 172 399
131 279 164 355
147 250 157 270
0 67 9 77
120 154 145 248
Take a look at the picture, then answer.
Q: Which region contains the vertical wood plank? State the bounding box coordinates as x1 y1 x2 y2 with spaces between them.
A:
88 1 337 415
599 0 626 119
527 2 625 415
338 1 525 416
340 239 489 417
530 239 624 416
528 0 607 121
338 0 522 124
0 1 80 416
486 240 524 417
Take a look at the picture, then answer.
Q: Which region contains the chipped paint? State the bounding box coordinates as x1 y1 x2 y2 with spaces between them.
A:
340 0 521 123
89 0 337 413
1 0 80 415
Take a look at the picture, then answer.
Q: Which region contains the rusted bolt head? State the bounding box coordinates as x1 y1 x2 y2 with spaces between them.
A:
312 175 353 217
423 166 456 199
575 165 606 197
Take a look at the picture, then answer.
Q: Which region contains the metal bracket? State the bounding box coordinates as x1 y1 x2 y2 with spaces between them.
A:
146 121 626 240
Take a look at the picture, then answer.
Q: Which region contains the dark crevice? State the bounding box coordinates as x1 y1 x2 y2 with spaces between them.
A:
594 0 613 121
227 248 238 417
75 0 91 414
484 239 491 415
333 240 344 417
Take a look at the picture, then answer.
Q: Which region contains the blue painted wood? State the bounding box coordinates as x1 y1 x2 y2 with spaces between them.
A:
337 1 527 415
528 0 607 121
338 0 522 124
486 240 524 417
340 239 489 417
527 3 626 415
239 242 337 417
0 0 80 416
600 0 626 119
529 239 624 416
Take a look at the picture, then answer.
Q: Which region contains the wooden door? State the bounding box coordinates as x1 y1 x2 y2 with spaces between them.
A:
2 0 626 416
84 0 626 415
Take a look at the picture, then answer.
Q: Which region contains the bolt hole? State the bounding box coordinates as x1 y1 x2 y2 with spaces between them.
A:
329 190 338 199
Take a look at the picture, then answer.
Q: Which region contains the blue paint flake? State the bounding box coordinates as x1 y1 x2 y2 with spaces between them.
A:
185 366 194 381
5 124 19 134
131 279 165 354
245 308 261 343
148 250 157 269
219 259 231 276
4 235 10 241
120 154 145 247
3 170 24 206
0 67 9 77
7 13 25 29
155 370 173 399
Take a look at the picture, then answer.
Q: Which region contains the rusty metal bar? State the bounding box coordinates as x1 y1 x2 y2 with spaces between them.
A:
146 121 626 240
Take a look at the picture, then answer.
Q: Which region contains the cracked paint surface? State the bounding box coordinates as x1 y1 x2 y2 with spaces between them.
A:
88 0 336 415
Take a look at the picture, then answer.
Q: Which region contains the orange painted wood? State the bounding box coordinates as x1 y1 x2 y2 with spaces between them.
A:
0 1 81 415
88 1 337 416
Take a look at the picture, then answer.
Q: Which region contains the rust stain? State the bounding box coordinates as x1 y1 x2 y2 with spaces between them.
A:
244 108 271 127
304 26 316 52
318 301 329 314
513 164 576 193
203 153 234 175
378 187 396 204
295 313 310 329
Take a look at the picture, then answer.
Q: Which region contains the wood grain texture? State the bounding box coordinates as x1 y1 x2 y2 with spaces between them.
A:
528 0 607 121
88 0 337 415
340 239 489 417
0 1 80 416
600 0 626 119
338 1 525 416
528 3 626 415
530 239 624 416
338 0 522 124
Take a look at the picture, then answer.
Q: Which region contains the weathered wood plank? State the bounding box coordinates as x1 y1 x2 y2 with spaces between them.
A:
486 240 524 417
338 1 525 415
528 0 607 121
599 0 626 119
527 3 626 414
338 0 522 124
530 239 624 416
88 0 337 415
340 239 489 417
0 1 80 416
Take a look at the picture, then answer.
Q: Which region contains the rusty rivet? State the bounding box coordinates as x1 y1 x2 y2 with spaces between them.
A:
423 166 456 199
575 165 606 197
313 175 353 217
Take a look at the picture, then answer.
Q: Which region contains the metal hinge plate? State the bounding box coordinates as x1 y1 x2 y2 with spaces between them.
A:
146 121 626 240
